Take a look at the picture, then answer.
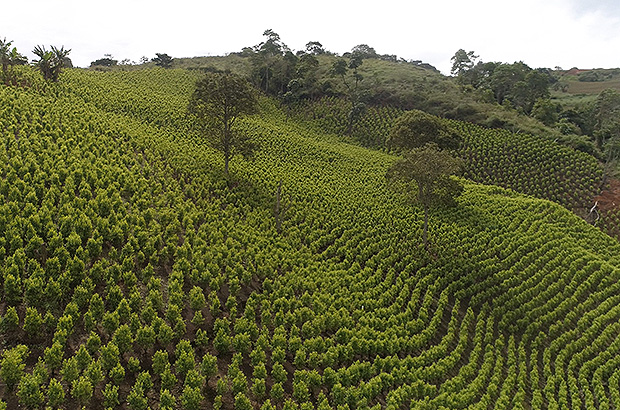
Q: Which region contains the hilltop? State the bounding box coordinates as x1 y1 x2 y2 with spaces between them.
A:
167 53 562 140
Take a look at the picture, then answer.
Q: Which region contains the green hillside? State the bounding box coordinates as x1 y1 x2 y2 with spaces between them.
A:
556 68 620 96
168 54 565 141
2 68 620 410
293 98 603 211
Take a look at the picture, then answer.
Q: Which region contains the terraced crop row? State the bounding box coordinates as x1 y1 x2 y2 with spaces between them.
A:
0 68 620 409
293 97 604 212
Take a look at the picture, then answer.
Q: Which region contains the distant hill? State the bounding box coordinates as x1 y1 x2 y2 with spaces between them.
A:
557 68 620 95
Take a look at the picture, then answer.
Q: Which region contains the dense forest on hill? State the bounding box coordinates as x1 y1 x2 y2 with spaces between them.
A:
2 34 620 410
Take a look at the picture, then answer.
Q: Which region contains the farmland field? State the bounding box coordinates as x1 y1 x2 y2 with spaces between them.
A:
1 68 620 409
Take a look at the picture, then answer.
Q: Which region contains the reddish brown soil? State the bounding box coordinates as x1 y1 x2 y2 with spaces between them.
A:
564 68 590 76
593 179 620 212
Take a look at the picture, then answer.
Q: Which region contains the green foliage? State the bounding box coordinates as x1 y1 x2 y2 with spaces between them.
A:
17 373 44 409
44 342 63 374
4 274 22 306
102 383 119 408
248 29 297 95
175 349 195 380
46 378 65 408
61 356 79 385
86 332 101 354
109 363 125 384
113 324 133 353
201 353 218 379
252 376 267 399
161 365 178 390
271 382 285 402
71 376 93 405
181 385 203 410
127 382 148 410
152 53 174 68
127 356 141 374
0 345 28 390
388 110 462 151
152 350 169 376
0 63 619 410
160 388 176 409
188 71 259 174
2 306 19 332
100 343 120 371
86 360 104 386
235 392 253 410
387 144 463 248
32 45 70 82
532 98 560 126
451 49 478 77
0 37 28 86
91 56 118 67
75 345 92 371
189 286 206 310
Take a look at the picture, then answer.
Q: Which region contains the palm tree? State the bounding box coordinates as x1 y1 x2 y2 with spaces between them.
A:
0 38 13 74
8 48 27 66
32 45 71 81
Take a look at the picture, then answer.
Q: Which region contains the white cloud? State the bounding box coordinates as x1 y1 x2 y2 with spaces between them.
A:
4 0 620 72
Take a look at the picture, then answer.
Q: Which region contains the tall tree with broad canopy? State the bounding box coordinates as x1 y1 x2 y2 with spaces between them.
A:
188 72 259 175
450 49 478 77
250 29 297 95
387 110 462 151
304 41 325 55
330 48 369 136
386 144 463 251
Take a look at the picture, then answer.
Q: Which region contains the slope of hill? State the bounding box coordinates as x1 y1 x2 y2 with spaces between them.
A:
293 99 603 211
556 68 620 95
170 54 566 140
1 68 620 409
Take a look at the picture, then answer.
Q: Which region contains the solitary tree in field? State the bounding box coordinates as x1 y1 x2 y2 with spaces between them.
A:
188 72 259 175
387 144 463 250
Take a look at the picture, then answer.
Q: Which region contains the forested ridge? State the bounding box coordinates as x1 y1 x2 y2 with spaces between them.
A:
1 65 620 410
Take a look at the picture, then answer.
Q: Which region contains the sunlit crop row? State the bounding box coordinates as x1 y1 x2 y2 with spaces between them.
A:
0 68 619 409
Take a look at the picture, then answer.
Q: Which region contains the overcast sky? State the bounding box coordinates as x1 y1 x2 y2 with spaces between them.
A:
4 0 620 74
